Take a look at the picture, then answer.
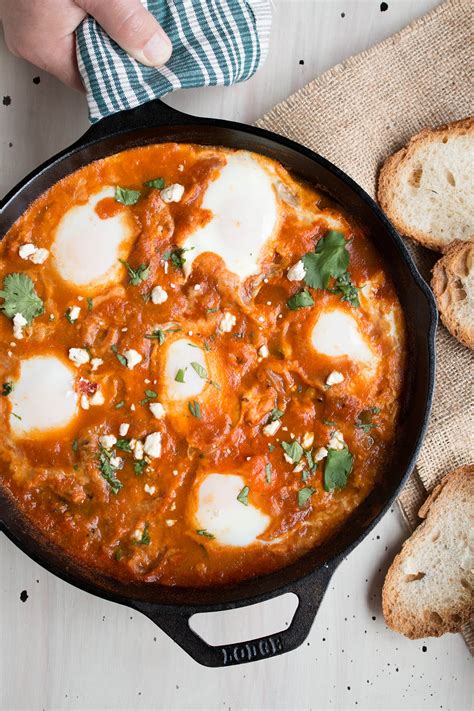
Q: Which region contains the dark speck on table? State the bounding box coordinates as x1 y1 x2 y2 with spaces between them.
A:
380 2 389 10
20 590 28 602
33 76 41 85
2 96 11 106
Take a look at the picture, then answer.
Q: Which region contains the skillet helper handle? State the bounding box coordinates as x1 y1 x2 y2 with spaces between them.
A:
134 565 336 667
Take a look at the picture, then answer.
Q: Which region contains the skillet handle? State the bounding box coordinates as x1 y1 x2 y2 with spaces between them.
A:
73 98 200 147
133 564 337 667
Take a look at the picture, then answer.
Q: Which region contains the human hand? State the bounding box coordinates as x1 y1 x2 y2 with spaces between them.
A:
0 0 172 91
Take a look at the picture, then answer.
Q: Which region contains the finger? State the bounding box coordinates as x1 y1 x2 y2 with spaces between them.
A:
77 0 172 66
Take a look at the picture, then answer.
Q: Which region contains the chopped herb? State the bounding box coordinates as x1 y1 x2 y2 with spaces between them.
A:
114 400 126 409
305 449 316 472
144 329 166 344
134 460 147 476
111 344 127 366
163 247 192 270
355 421 376 433
203 340 212 352
98 446 123 494
324 446 353 491
237 485 249 506
175 368 186 383
268 408 284 423
188 400 201 419
265 463 272 483
301 231 349 290
301 469 310 482
191 361 207 379
355 407 380 433
0 272 44 323
281 440 304 464
323 419 336 426
11 412 22 420
114 548 123 561
114 186 141 205
72 438 79 452
209 380 221 390
140 389 158 405
298 486 316 508
206 307 219 314
87 297 93 311
329 271 360 307
65 308 75 324
119 259 150 286
196 529 215 539
144 177 165 189
287 289 314 310
268 443 275 452
115 438 132 452
1 382 13 396
135 522 150 545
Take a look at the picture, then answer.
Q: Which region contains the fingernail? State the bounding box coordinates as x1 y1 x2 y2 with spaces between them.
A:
141 32 172 66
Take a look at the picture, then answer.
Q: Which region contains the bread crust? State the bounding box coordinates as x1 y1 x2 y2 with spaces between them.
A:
383 465 474 639
431 241 474 350
377 117 474 252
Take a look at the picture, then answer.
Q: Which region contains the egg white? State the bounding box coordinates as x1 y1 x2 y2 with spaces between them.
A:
193 473 269 547
181 152 279 280
10 356 77 436
52 186 135 291
162 338 208 401
310 307 377 369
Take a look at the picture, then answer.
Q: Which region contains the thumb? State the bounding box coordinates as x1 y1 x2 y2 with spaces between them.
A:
77 0 172 66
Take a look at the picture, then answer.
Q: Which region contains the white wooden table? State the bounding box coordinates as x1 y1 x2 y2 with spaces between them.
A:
1 2 472 709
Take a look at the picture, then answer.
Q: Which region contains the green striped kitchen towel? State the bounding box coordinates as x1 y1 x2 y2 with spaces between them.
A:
76 0 272 123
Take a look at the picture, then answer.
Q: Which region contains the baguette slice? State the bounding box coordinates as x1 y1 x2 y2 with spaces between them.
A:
378 117 474 252
431 241 474 350
383 465 474 639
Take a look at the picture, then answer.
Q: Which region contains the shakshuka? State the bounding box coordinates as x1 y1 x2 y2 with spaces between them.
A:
0 145 406 586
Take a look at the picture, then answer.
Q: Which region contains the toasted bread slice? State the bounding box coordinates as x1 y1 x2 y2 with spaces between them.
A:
378 117 474 252
383 465 474 639
431 241 474 350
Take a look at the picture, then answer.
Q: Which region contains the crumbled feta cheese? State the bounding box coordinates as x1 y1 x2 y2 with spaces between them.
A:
30 248 49 264
328 430 345 451
178 164 184 172
263 420 281 437
287 260 306 282
144 431 162 458
258 345 269 358
68 305 81 322
90 357 103 372
12 313 27 340
219 311 236 333
161 183 185 203
89 390 104 406
68 348 90 367
133 440 144 460
144 484 156 495
314 446 328 462
109 456 123 469
151 285 168 305
283 453 294 465
293 461 305 473
80 394 89 410
19 243 36 259
326 370 344 387
131 529 142 542
194 284 202 291
301 432 314 449
119 423 130 437
99 434 117 450
149 402 166 419
123 349 142 370
130 404 136 412
165 519 176 527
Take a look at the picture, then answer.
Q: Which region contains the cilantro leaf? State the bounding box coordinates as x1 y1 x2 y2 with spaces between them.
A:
196 529 215 539
268 408 284 423
324 446 353 491
98 447 123 494
2 382 13 396
87 297 94 311
329 271 360 307
144 177 165 189
111 344 127 367
0 273 44 323
175 368 186 383
237 485 249 506
191 361 208 379
114 400 125 409
287 289 314 310
134 460 147 476
281 440 304 463
298 486 316 507
115 438 132 452
134 522 150 545
119 259 150 285
301 231 349 289
144 329 166 344
163 247 192 270
188 400 201 419
114 186 141 205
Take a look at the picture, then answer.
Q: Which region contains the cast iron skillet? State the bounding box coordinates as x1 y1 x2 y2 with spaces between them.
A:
0 98 437 667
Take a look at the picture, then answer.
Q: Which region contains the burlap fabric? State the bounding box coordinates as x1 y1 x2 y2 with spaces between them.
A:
257 0 473 650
